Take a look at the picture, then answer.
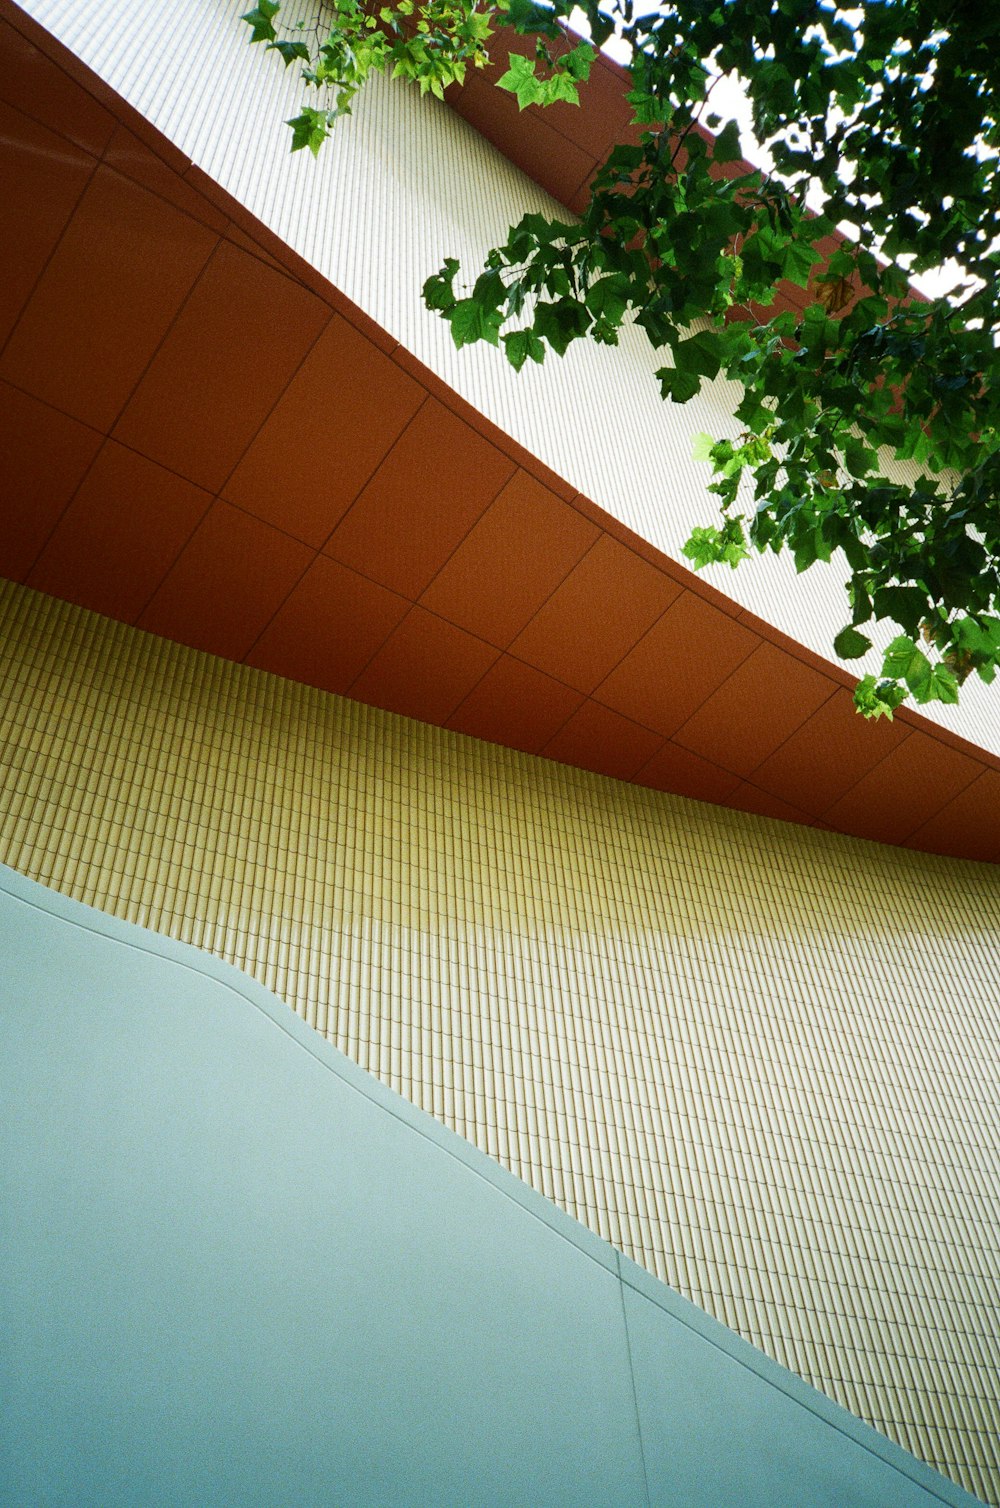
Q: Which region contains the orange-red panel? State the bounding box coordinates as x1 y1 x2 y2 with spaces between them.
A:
824 731 985 845
542 55 641 159
420 471 600 648
248 555 410 695
447 654 585 753
672 642 835 778
726 783 815 824
511 534 680 692
28 441 212 623
101 124 229 235
113 241 329 492
324 400 515 598
594 590 757 738
0 99 95 348
0 17 115 157
449 71 594 206
349 605 499 724
1 164 218 431
541 698 665 781
225 314 424 548
905 769 1000 864
752 687 910 815
0 382 103 581
138 500 312 662
634 739 743 805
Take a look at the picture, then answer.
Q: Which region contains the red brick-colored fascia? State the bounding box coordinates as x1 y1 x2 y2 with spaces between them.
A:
4 0 997 861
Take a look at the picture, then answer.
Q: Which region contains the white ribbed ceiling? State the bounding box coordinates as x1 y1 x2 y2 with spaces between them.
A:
22 0 1000 756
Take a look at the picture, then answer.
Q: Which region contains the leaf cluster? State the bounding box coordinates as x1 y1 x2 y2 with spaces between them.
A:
242 0 497 151
247 0 1000 718
418 0 1000 717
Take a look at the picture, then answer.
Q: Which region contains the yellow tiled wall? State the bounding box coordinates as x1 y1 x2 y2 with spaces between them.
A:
2 577 998 1502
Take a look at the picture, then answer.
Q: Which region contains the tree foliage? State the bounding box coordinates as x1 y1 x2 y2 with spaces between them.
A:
241 0 592 150
244 0 1000 718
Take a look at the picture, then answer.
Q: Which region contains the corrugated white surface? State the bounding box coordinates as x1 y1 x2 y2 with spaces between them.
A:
23 0 1000 755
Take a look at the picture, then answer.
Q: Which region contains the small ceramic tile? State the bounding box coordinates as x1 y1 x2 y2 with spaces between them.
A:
0 577 998 1499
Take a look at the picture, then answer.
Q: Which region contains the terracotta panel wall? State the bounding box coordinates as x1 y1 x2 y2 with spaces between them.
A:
2 2 999 861
16 0 997 765
1 579 998 1503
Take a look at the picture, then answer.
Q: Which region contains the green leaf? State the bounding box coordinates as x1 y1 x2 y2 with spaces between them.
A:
881 635 932 697
563 41 595 83
242 1 280 44
286 109 331 156
843 440 874 479
540 70 582 107
584 274 630 324
783 239 823 289
792 524 825 573
268 39 310 66
534 300 590 355
422 258 460 312
472 269 506 312
626 87 661 125
691 432 717 463
833 626 872 660
953 615 1000 654
673 331 722 380
503 328 545 371
682 519 749 570
923 664 960 705
872 586 929 637
445 297 503 348
496 53 543 110
712 119 742 164
501 0 562 37
656 367 701 403
681 526 722 569
853 675 907 720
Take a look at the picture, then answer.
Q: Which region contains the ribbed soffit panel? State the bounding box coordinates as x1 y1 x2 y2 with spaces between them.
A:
18 0 1000 760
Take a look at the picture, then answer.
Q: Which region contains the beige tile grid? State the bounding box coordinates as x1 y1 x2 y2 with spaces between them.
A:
1 578 999 1503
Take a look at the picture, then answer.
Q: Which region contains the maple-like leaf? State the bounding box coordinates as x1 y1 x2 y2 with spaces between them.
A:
241 1 279 45
817 274 854 315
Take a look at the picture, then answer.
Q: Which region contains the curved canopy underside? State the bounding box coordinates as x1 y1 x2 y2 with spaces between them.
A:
3 1 999 863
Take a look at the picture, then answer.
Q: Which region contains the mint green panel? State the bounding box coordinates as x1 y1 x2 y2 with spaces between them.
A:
0 874 644 1507
620 1262 976 1506
0 866 979 1508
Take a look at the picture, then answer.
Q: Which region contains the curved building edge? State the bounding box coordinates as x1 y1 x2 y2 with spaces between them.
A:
3 0 999 861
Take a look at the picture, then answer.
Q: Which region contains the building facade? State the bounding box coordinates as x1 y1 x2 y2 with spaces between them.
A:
1 0 999 1501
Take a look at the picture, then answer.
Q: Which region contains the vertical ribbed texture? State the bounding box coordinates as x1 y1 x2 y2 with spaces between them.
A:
1 579 998 1503
20 0 1000 758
